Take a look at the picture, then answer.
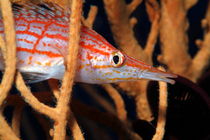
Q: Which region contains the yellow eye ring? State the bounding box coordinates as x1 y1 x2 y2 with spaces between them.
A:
110 51 125 67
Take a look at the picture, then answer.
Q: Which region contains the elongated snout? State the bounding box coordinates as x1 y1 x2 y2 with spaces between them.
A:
125 55 177 84
137 67 177 84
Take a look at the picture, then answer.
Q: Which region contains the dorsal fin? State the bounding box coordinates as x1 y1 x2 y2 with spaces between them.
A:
11 2 70 22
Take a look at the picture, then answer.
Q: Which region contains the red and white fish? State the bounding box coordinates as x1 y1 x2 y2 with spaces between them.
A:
0 3 176 84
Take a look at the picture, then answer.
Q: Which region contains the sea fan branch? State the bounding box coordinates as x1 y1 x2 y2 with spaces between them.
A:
189 1 210 81
102 84 127 121
53 0 84 139
16 72 58 120
152 67 167 140
83 6 98 28
0 0 16 107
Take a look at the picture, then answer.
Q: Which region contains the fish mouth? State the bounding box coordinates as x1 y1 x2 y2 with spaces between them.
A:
138 69 177 84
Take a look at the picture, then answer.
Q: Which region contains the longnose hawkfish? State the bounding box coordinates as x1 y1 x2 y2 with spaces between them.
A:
0 3 176 84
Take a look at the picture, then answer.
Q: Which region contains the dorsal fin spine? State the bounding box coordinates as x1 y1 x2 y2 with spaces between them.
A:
10 2 70 22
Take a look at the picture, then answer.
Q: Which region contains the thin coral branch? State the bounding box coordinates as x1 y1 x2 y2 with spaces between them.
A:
184 0 198 10
134 83 154 121
144 0 160 63
159 0 192 76
152 68 167 140
103 0 153 122
16 72 58 120
0 114 19 140
12 105 24 138
32 112 51 140
53 0 84 139
83 6 98 28
0 1 18 139
0 36 6 60
129 17 138 28
48 79 60 100
117 81 153 121
144 19 159 62
189 1 210 81
103 0 146 60
5 91 142 140
195 39 203 49
81 84 116 114
127 0 143 15
68 111 84 140
71 100 142 140
102 84 127 121
145 0 159 22
0 0 16 106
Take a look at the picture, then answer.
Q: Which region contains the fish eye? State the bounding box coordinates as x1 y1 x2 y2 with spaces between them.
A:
110 51 125 67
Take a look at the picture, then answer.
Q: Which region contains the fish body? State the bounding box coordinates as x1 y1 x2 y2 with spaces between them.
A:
0 3 176 84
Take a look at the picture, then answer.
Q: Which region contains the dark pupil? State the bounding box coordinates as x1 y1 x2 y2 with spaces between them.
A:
113 55 120 64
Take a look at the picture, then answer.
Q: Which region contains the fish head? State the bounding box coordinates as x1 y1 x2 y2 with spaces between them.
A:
78 46 176 84
77 26 177 84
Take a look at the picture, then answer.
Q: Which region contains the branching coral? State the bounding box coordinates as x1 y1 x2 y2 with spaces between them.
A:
152 68 168 140
102 0 210 122
0 0 209 140
103 0 161 121
0 0 16 107
102 84 127 121
0 1 18 140
159 0 210 82
53 0 83 139
0 0 84 139
190 1 210 81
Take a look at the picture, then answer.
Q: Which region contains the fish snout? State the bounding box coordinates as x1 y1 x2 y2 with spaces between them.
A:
137 67 177 84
